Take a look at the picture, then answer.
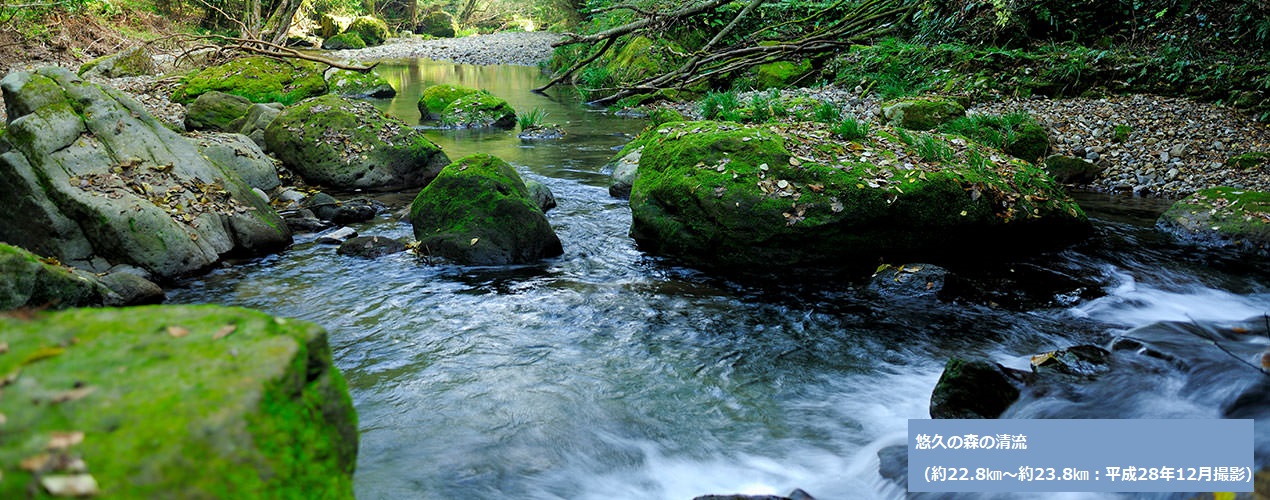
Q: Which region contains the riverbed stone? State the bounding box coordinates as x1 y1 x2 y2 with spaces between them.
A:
0 305 358 499
1043 154 1104 184
1156 186 1269 255
0 67 292 279
326 67 395 98
237 102 283 150
409 154 563 265
337 235 407 258
866 263 947 299
525 179 557 213
607 147 641 199
347 16 391 47
78 46 155 79
323 32 367 50
0 243 114 310
882 97 966 131
440 91 517 129
625 120 1089 273
264 94 450 190
193 132 282 191
171 56 327 106
930 358 1026 419
417 84 479 121
184 91 253 132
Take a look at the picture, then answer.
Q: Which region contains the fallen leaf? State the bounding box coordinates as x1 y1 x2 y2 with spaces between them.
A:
0 342 8 354
789 157 802 166
212 325 237 340
51 386 96 404
23 346 65 365
167 326 189 338
807 184 824 192
21 453 51 471
469 237 479 246
47 431 84 450
41 474 100 497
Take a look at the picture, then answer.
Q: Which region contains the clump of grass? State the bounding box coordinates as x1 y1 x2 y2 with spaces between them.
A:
700 90 742 121
1113 124 1132 143
832 115 871 141
939 112 1049 162
912 132 956 162
813 101 841 123
518 108 548 130
747 89 789 123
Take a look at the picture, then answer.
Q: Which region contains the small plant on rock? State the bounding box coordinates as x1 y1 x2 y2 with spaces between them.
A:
518 108 548 130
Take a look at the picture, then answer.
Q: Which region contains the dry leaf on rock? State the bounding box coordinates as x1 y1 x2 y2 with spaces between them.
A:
212 325 237 340
41 474 100 497
47 431 85 450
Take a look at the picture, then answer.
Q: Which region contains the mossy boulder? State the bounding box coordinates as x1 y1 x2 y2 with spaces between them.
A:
417 84 480 121
1227 151 1269 170
752 59 813 90
929 358 1025 419
1043 154 1103 184
440 91 517 129
78 46 155 79
325 68 394 98
184 91 253 132
1157 186 1270 255
415 10 456 38
322 32 367 50
0 67 292 278
264 94 449 190
0 243 113 310
171 56 327 106
625 121 1089 273
319 13 353 38
602 36 681 86
0 305 357 498
347 16 391 47
409 154 563 265
882 98 966 131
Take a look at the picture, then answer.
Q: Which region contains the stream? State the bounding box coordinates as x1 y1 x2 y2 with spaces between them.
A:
167 59 1270 499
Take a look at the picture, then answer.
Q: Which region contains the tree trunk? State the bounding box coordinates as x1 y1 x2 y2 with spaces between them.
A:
263 0 302 46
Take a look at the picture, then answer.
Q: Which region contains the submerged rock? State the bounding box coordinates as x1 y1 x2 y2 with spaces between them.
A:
929 358 1027 419
337 235 407 258
866 263 947 299
624 121 1089 273
264 94 450 191
1157 186 1269 255
409 154 562 265
171 56 327 105
0 305 358 498
0 67 291 279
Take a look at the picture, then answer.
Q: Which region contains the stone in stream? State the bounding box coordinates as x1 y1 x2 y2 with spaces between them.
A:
1156 186 1269 255
524 179 557 213
0 305 358 499
417 84 480 121
694 490 816 500
606 146 641 199
439 91 517 129
325 67 395 99
865 263 947 299
929 358 1028 419
317 226 358 244
0 67 292 279
623 121 1089 274
264 94 450 191
409 154 562 265
337 235 407 258
876 444 908 489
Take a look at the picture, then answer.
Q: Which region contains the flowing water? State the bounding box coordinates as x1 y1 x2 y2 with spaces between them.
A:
168 60 1270 499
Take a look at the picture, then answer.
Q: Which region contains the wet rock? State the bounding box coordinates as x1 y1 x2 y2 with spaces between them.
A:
517 126 565 140
938 263 1101 309
440 91 516 129
694 490 815 500
171 56 326 106
305 192 342 221
194 132 282 192
305 193 379 224
1030 345 1112 378
930 358 1027 419
866 263 947 299
877 444 908 489
284 209 332 233
1156 186 1269 255
882 97 965 131
325 67 395 98
0 305 358 499
265 94 450 191
316 227 358 244
1043 155 1104 184
409 154 562 265
337 235 407 258
525 179 557 213
184 91 253 132
417 84 480 121
607 147 641 199
0 67 291 279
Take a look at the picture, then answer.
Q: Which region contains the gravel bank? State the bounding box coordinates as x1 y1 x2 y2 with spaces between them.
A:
654 86 1270 197
329 31 562 66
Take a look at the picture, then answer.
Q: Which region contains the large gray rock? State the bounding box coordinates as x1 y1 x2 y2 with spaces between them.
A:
193 132 282 191
607 147 640 199
238 102 284 150
264 94 450 191
78 46 155 79
0 67 292 279
1157 186 1270 255
185 91 253 132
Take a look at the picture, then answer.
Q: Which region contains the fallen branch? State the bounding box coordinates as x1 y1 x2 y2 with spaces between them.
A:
157 34 378 72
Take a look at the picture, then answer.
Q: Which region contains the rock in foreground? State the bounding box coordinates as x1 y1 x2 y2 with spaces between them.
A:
1157 186 1269 255
626 121 1089 273
0 305 358 498
409 154 562 265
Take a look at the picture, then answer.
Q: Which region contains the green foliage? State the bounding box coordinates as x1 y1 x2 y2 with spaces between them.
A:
1113 124 1132 143
812 101 840 123
831 115 871 141
746 90 789 122
700 90 742 121
911 132 956 162
939 112 1050 161
518 107 548 130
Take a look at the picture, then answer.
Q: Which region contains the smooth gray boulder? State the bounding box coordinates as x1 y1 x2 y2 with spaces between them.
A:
193 132 282 191
0 67 292 279
185 91 253 132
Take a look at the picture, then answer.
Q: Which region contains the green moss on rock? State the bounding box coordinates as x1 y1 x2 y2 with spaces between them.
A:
78 46 154 79
322 32 367 50
0 243 108 310
264 94 449 190
325 68 394 98
184 91 253 132
171 56 327 105
0 305 357 499
409 154 562 265
752 59 813 90
440 92 517 129
882 97 967 131
417 84 480 120
347 16 390 47
626 120 1088 273
1043 155 1103 184
415 10 456 38
1226 151 1269 170
1157 186 1270 254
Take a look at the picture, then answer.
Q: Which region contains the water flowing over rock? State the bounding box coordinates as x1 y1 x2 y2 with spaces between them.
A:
0 305 358 499
624 120 1089 273
264 94 450 191
0 67 291 278
409 154 562 265
337 235 407 258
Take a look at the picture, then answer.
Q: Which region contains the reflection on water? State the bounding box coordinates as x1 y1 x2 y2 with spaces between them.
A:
166 60 1270 499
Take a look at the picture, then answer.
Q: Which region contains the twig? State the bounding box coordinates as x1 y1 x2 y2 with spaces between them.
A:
1184 314 1270 376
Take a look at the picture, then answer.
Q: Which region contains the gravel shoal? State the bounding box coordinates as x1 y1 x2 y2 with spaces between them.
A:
329 31 562 66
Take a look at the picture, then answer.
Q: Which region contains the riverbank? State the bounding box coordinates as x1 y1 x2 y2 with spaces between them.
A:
328 31 562 66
